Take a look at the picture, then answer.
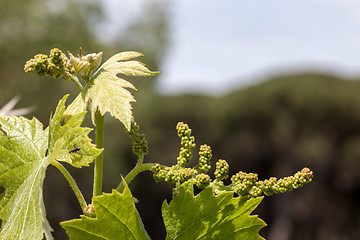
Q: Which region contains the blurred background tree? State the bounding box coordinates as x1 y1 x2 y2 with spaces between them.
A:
1 0 359 239
0 0 103 120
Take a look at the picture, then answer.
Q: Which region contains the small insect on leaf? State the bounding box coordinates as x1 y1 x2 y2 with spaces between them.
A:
69 147 81 154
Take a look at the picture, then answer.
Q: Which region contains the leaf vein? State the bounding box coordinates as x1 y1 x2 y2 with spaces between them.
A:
96 201 137 239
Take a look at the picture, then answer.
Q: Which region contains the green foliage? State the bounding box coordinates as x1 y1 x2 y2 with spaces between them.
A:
48 95 102 168
162 181 266 240
61 184 150 240
0 116 52 240
65 51 159 130
0 95 100 239
0 48 314 240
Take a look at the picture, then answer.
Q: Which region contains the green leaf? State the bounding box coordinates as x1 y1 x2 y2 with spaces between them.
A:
0 116 53 239
61 184 150 240
64 51 159 130
48 95 102 168
162 182 266 240
0 96 100 239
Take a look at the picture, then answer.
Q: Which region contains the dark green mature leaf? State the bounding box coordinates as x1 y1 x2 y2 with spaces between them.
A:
61 184 150 240
64 51 159 130
162 182 266 240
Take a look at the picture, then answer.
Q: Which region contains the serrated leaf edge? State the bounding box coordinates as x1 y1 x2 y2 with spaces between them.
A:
163 182 266 240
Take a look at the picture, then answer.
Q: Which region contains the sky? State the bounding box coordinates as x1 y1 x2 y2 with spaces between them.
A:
102 0 360 95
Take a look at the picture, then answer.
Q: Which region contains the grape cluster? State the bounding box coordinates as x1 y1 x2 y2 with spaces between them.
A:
151 164 195 183
195 173 211 189
176 122 196 167
152 122 213 188
24 48 74 80
214 159 229 181
128 121 148 156
151 122 314 197
195 144 212 173
231 171 258 196
231 168 314 197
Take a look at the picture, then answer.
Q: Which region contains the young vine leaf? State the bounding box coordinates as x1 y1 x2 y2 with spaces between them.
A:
0 96 100 239
162 181 266 240
48 95 102 168
0 116 52 239
61 183 150 240
64 51 159 130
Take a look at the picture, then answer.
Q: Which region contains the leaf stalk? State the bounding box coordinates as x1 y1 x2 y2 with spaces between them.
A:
51 160 87 212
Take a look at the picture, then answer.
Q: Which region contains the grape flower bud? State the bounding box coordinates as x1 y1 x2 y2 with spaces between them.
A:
69 48 103 80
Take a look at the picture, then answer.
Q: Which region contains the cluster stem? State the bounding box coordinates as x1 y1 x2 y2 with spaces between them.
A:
116 153 154 193
68 74 83 91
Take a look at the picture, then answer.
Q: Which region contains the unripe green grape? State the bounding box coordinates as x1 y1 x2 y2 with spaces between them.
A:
24 48 75 80
195 144 212 174
179 168 195 182
195 173 211 189
128 122 148 156
250 186 263 197
214 159 229 180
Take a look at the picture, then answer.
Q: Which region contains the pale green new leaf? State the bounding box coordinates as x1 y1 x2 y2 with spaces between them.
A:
48 95 102 168
65 51 159 130
0 116 52 239
61 184 150 240
0 96 100 239
162 182 266 240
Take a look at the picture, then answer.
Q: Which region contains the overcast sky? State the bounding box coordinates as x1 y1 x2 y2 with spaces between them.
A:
102 0 360 95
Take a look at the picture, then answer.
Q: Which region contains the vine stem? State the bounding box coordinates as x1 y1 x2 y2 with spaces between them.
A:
68 74 83 92
116 153 154 193
93 111 104 197
51 160 87 212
